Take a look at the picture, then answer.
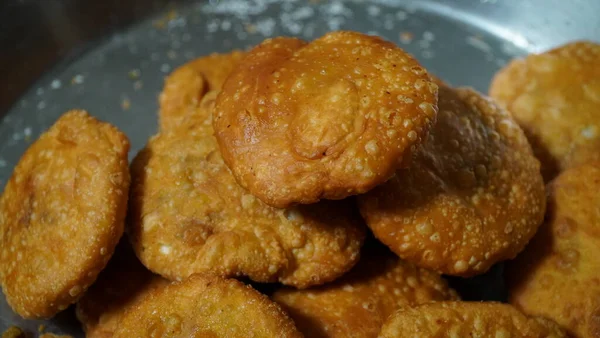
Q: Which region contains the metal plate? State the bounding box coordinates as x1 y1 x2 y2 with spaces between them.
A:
1 0 599 335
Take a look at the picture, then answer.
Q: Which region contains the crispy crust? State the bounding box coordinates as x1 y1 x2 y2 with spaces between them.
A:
378 302 567 337
358 86 545 276
159 51 245 131
507 162 600 338
129 92 365 288
0 110 130 318
489 41 600 181
214 31 438 208
112 274 303 338
1 326 25 338
75 242 169 338
273 247 458 338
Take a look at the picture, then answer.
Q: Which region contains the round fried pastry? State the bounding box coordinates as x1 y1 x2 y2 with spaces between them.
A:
129 112 365 288
214 31 438 208
159 51 245 131
273 247 458 338
358 86 546 276
507 162 600 338
489 41 600 181
0 110 130 319
378 302 567 338
112 274 302 338
76 242 169 338
2 326 25 338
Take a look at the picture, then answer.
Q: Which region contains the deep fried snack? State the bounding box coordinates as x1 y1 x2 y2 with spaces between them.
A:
159 51 245 130
378 302 567 338
272 247 459 338
1 326 25 338
129 102 365 288
214 31 438 208
507 163 600 338
162 88 220 132
358 86 546 276
0 110 130 319
112 274 302 338
76 242 169 338
489 41 600 181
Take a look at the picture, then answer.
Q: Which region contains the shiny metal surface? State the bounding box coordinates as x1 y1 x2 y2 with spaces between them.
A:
0 0 598 335
0 0 185 115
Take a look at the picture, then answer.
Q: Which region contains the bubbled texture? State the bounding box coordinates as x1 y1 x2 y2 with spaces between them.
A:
159 51 246 131
378 302 567 338
76 242 169 338
214 31 438 208
490 41 600 181
273 246 458 338
358 86 546 276
0 111 130 318
507 162 600 338
112 274 302 338
129 92 365 288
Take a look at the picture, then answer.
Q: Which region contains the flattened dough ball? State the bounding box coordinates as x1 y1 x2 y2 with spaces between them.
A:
214 31 438 208
112 274 302 338
273 246 458 338
0 110 130 318
358 87 546 276
129 101 365 288
507 163 600 338
159 51 245 131
378 302 567 338
490 41 600 181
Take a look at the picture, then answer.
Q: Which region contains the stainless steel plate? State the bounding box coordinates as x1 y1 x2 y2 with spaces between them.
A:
1 0 598 335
